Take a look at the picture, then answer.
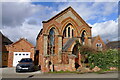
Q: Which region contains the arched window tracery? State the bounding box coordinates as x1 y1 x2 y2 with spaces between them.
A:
63 23 74 38
47 28 55 55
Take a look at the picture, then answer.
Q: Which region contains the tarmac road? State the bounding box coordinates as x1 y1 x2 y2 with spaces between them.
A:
0 67 119 78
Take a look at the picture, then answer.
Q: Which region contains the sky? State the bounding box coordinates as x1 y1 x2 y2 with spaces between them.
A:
0 0 119 45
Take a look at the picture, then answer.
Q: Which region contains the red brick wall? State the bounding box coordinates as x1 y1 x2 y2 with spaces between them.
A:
54 35 58 56
37 34 43 53
36 34 44 66
43 20 61 35
92 36 106 50
61 53 69 64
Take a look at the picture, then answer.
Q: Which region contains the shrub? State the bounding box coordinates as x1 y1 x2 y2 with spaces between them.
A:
88 49 118 70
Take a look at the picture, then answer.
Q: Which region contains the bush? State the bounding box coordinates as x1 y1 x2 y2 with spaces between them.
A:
88 49 118 70
79 45 97 64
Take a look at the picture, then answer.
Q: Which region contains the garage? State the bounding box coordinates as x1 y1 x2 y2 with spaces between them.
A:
6 38 34 67
13 52 31 67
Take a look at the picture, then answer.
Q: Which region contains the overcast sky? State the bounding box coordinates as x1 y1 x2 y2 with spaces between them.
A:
0 0 119 45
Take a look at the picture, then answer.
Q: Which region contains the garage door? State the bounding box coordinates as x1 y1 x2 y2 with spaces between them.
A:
13 52 31 67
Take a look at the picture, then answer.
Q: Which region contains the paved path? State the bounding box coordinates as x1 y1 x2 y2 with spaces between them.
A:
0 67 119 78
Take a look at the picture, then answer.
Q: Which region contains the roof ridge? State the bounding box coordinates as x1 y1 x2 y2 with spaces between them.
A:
42 6 72 23
62 38 77 51
10 38 34 47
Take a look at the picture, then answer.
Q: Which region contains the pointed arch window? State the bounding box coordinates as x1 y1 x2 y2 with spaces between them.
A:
49 29 55 46
48 28 55 55
81 30 86 45
63 23 74 38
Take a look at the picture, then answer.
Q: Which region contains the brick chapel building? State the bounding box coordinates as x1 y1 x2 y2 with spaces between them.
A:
36 6 92 72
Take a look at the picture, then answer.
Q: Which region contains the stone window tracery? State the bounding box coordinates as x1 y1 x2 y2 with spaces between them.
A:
47 28 55 55
63 23 74 38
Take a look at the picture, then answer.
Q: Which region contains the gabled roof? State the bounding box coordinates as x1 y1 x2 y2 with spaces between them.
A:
62 38 77 52
106 41 120 49
37 7 92 40
91 35 101 43
0 31 13 44
91 36 97 43
42 6 91 28
10 38 34 48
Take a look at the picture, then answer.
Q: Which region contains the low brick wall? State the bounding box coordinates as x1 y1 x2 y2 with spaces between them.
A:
54 64 76 71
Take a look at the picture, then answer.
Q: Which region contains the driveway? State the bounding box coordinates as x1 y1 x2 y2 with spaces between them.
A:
1 67 41 78
0 67 119 78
